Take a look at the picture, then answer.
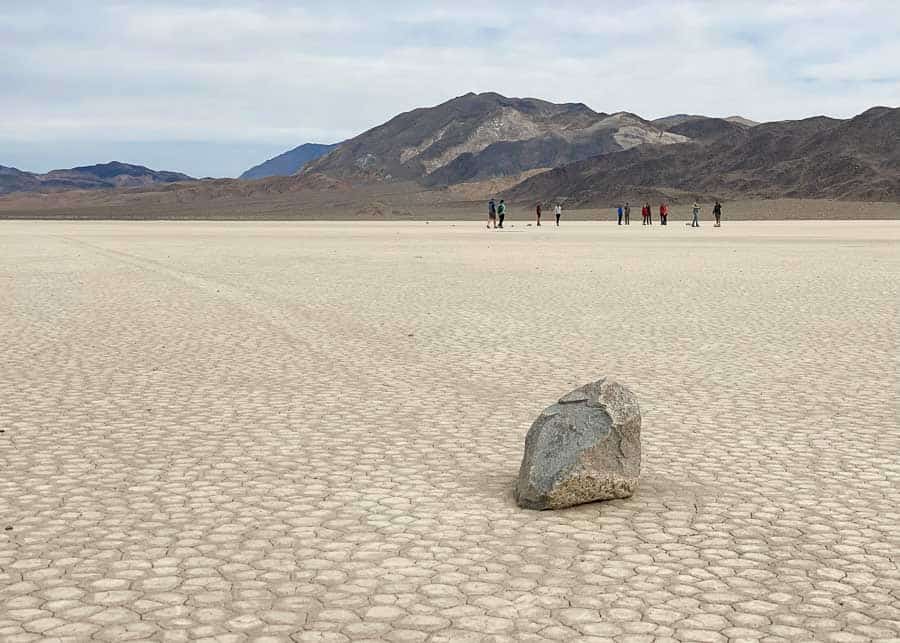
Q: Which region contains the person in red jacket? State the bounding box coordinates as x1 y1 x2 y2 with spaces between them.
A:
641 204 648 225
659 202 668 226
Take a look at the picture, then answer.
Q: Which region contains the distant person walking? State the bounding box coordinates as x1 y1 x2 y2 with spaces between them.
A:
691 201 701 227
645 202 652 225
617 205 623 225
555 203 562 226
713 200 723 227
624 202 631 225
487 198 497 229
641 204 647 225
535 202 542 226
659 202 668 226
497 199 506 228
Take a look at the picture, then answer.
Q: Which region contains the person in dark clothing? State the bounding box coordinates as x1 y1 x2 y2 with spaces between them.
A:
624 202 631 225
554 203 562 226
497 199 506 228
536 202 542 226
487 198 497 229
617 205 623 225
713 200 723 227
645 202 652 225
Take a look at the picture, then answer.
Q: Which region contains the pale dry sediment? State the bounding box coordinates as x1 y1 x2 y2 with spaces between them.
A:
0 221 898 642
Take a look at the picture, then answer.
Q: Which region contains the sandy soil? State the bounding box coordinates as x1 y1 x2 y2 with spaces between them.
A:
1 221 898 641
1 180 898 222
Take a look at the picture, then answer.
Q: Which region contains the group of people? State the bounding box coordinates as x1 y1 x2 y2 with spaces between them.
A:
487 199 563 228
617 200 723 227
615 202 671 225
488 198 724 228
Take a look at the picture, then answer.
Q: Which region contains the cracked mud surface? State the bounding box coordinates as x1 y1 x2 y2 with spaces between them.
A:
1 221 898 642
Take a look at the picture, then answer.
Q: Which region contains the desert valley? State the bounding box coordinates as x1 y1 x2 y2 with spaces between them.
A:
3 2 900 640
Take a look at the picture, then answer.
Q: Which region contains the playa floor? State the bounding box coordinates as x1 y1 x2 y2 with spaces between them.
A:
1 221 898 642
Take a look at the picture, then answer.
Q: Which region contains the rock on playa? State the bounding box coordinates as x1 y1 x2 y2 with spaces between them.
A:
515 378 641 510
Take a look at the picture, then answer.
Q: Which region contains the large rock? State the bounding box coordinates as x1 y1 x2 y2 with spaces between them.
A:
515 378 641 510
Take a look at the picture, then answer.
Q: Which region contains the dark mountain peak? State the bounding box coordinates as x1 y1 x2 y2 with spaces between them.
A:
73 160 135 172
858 105 897 117
666 117 749 141
762 115 841 130
0 161 193 195
851 106 899 127
240 143 337 180
61 161 169 178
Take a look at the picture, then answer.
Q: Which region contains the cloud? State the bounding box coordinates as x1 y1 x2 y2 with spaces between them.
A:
1 0 898 176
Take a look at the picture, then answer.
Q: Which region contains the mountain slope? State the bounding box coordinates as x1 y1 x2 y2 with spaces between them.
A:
725 116 760 127
0 166 41 194
664 117 749 141
653 114 758 131
303 92 688 185
239 143 337 180
505 107 900 203
0 162 193 194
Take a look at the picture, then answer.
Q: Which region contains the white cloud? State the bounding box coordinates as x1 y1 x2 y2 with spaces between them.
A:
1 0 898 176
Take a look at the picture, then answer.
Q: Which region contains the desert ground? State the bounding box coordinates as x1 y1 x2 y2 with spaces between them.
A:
1 220 898 642
1 180 898 222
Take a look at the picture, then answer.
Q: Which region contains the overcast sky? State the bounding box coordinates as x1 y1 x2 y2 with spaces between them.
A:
3 1 899 177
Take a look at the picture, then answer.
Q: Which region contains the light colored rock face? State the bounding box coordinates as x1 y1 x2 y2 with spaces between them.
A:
420 108 546 173
516 378 641 510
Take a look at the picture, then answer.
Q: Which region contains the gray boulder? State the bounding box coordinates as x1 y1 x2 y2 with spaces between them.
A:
515 378 641 510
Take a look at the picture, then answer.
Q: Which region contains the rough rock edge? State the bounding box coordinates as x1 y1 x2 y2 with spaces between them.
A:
515 378 642 510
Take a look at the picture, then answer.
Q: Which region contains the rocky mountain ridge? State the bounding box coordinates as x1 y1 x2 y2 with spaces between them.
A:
3 94 896 205
303 93 693 185
505 106 900 203
0 162 192 195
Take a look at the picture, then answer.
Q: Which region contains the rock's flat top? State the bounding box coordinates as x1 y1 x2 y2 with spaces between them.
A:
1 221 898 642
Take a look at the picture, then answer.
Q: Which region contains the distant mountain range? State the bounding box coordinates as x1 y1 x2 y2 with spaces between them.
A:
506 106 900 203
0 161 192 195
297 93 898 201
239 143 337 180
2 94 897 204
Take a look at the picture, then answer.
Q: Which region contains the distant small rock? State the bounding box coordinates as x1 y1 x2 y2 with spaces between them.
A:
515 378 641 510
